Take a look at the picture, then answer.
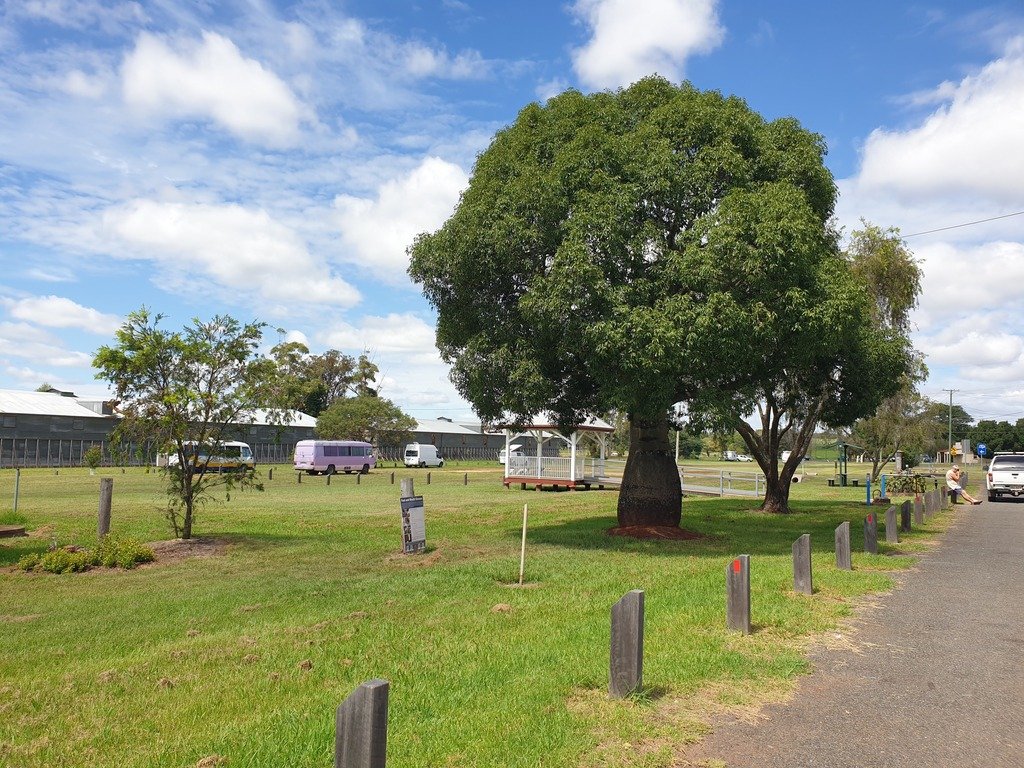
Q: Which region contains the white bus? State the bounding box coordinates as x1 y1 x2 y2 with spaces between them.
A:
293 440 375 475
164 441 255 472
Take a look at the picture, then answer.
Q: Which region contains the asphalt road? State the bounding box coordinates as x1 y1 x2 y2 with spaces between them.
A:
682 498 1024 768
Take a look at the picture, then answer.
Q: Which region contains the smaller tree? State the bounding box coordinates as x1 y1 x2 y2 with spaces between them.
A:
316 395 416 448
850 356 931 481
94 309 285 539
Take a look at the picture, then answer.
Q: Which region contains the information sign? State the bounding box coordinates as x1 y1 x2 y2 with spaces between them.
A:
400 495 426 554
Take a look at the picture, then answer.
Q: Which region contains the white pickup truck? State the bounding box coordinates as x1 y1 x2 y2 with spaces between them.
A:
986 452 1024 501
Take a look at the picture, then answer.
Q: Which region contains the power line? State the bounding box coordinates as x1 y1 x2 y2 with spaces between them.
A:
903 210 1024 238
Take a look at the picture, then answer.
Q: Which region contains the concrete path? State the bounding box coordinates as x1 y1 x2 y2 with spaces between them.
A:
682 499 1024 768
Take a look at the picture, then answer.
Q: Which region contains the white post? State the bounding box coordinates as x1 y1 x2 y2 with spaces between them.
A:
518 504 529 585
569 431 578 482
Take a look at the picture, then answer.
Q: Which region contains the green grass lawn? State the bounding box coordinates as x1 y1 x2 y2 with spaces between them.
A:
0 464 955 767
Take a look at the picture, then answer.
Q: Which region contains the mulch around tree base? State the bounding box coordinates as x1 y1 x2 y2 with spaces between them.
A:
607 525 703 540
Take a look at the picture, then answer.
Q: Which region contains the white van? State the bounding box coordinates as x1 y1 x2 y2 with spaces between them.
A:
404 443 444 468
498 444 525 465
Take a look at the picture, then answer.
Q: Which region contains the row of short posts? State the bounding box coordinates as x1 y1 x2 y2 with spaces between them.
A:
335 488 951 764
298 471 450 487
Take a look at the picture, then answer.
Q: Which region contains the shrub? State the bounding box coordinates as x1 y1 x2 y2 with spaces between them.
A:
18 552 41 571
39 548 94 574
83 446 104 471
18 537 155 574
887 473 927 495
95 535 155 569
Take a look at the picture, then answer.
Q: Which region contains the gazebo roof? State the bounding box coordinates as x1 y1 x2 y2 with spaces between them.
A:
497 412 614 434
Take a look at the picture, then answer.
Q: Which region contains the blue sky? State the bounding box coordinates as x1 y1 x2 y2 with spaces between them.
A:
2 0 1024 425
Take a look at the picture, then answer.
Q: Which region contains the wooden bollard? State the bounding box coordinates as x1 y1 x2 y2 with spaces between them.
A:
900 500 912 533
609 590 645 698
357 473 361 485
726 555 751 634
335 679 389 768
835 521 852 570
426 471 431 485
914 495 924 525
268 467 273 480
390 471 395 485
864 511 878 554
463 472 468 486
327 473 331 486
298 472 302 484
98 477 113 538
401 477 415 498
885 505 899 544
792 534 812 595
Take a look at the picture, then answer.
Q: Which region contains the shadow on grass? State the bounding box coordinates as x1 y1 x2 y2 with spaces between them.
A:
524 497 902 558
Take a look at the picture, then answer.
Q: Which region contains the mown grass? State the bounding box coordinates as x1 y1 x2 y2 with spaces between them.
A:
0 463 957 767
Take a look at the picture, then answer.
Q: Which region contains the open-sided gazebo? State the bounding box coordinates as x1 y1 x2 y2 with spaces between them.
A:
500 415 616 490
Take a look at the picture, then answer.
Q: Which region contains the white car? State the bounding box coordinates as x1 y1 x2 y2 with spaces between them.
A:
736 454 754 462
986 452 1024 501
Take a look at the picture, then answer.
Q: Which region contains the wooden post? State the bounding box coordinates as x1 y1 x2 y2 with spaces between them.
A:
357 473 361 485
298 472 302 484
463 472 468 486
335 679 389 768
914 495 924 525
327 473 331 486
401 477 414 498
885 505 899 544
426 471 431 485
13 467 20 514
901 500 912 533
835 521 852 570
518 504 528 586
726 555 751 634
390 471 395 485
268 467 273 480
609 590 644 698
792 534 812 595
98 478 113 538
864 511 878 554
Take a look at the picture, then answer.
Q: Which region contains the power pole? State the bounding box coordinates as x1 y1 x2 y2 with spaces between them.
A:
943 388 959 463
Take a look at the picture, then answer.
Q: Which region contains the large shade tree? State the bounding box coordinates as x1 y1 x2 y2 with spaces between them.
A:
409 77 845 527
687 223 919 512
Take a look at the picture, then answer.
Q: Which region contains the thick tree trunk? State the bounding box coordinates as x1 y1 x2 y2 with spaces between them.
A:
617 414 682 528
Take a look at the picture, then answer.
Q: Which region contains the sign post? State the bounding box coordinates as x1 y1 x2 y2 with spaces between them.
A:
399 495 426 554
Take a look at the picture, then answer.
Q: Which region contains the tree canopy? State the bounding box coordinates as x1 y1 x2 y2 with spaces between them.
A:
94 309 285 539
316 395 416 447
409 77 847 526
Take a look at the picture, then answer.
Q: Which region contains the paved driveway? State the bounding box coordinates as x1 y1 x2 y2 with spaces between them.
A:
682 499 1024 767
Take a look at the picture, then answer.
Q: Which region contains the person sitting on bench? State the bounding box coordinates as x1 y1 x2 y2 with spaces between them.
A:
945 464 980 505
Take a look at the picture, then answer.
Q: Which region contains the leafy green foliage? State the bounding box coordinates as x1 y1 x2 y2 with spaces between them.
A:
409 77 842 524
315 394 416 447
19 536 155 573
886 473 928 495
82 446 103 470
970 418 1024 453
93 309 284 539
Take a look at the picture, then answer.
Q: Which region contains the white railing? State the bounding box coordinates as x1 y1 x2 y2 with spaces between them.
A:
678 465 765 497
506 456 573 478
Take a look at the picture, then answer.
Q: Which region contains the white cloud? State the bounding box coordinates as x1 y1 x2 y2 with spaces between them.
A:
0 322 93 368
918 329 1023 367
102 199 361 309
320 313 438 357
857 36 1024 201
61 69 110 99
570 0 724 90
537 77 569 102
3 296 122 335
122 31 307 146
334 157 468 282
